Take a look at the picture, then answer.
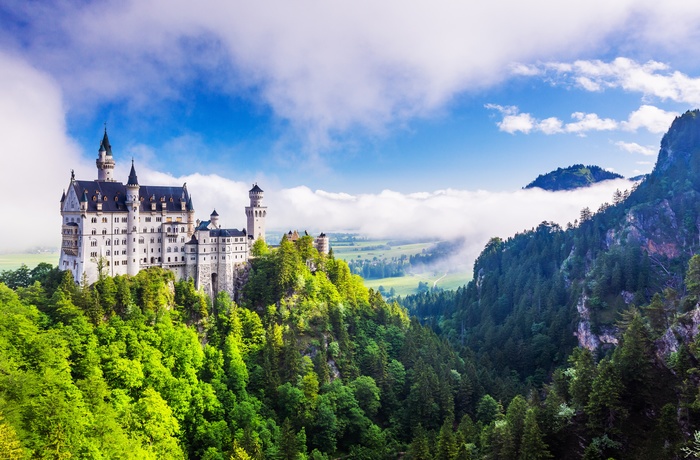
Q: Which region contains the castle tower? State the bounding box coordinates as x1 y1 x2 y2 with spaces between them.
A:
210 209 219 228
245 184 267 241
96 128 116 182
126 160 141 276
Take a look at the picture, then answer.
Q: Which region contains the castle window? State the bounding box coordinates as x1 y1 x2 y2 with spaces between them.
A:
158 238 161 243
181 227 185 233
181 237 184 243
167 247 171 253
114 217 118 223
102 229 107 235
91 240 97 247
91 217 97 223
169 197 173 202
91 229 96 235
168 257 171 262
156 217 162 222
92 196 97 201
151 228 154 233
115 196 118 201
145 217 151 222
106 250 110 256
174 247 178 252
103 196 108 201
123 239 127 245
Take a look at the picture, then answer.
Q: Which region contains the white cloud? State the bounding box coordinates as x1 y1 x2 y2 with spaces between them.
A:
538 57 700 105
620 105 679 133
5 2 700 150
487 104 676 136
132 171 632 271
566 112 618 134
0 52 87 253
615 141 657 156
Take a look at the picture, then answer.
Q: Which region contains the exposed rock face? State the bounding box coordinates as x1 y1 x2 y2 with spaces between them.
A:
575 293 619 350
655 306 700 362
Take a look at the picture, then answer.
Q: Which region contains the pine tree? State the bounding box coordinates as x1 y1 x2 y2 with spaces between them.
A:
519 408 551 460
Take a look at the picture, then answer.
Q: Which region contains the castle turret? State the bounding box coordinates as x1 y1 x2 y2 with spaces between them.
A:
245 183 267 241
186 194 195 237
96 128 116 182
210 209 219 229
126 160 140 276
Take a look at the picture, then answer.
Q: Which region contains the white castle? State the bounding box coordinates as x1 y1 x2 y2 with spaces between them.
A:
59 129 270 297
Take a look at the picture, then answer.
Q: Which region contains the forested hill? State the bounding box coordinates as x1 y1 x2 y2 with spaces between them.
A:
401 109 700 458
0 234 561 459
524 164 623 190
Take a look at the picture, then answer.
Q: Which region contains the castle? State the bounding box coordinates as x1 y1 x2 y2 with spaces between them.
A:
59 130 267 297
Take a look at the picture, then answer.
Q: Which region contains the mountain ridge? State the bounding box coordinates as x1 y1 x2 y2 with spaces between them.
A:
524 164 624 191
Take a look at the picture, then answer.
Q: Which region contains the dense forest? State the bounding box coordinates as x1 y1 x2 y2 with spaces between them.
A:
524 164 624 191
5 112 700 459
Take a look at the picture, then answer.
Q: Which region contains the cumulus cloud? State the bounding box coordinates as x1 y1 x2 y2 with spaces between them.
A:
615 141 657 156
620 105 679 133
3 2 700 150
487 104 676 135
537 57 700 105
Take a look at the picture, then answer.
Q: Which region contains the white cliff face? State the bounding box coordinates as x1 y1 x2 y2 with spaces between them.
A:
655 306 700 362
575 293 619 351
575 294 598 351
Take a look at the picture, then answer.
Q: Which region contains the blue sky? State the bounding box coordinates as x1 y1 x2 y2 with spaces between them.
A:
2 0 700 262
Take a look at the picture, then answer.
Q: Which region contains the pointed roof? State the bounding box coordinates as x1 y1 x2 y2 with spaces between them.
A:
99 128 113 156
60 189 66 203
250 183 263 193
187 195 194 211
211 209 219 217
127 160 139 186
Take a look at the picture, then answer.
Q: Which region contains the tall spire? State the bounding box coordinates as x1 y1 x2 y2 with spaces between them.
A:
99 126 112 156
127 159 139 186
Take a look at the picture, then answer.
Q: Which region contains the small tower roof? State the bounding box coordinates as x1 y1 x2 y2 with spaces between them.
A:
99 128 113 156
60 189 66 202
81 189 88 202
127 160 139 186
187 195 194 211
211 209 219 217
250 183 263 193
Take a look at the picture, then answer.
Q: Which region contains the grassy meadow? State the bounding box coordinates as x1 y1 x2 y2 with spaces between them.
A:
329 237 471 296
0 253 59 271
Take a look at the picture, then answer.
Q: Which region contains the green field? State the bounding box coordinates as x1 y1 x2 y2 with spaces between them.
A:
0 253 59 272
363 270 471 297
332 240 435 262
